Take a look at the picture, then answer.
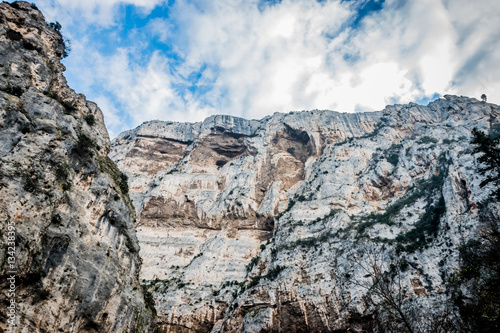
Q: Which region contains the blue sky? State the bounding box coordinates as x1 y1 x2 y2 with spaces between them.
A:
33 0 500 138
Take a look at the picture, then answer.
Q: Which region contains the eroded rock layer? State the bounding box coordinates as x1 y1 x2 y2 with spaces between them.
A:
0 2 154 332
111 93 500 331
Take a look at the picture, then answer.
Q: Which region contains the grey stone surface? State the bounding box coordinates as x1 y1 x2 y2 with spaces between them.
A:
112 93 500 331
0 2 154 332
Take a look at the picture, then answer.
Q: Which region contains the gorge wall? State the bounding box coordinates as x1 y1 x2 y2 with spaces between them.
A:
111 92 500 331
0 2 154 332
1 2 498 332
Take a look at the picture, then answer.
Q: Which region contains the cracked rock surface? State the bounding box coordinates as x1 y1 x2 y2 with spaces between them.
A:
112 93 500 331
0 2 154 332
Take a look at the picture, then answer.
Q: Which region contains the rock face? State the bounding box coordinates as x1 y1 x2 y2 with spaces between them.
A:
111 90 500 331
0 2 154 332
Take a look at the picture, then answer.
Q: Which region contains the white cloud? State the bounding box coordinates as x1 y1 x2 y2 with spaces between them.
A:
93 95 122 139
36 0 165 26
442 0 500 101
159 0 460 116
32 0 500 136
147 18 172 43
168 0 355 117
75 46 215 135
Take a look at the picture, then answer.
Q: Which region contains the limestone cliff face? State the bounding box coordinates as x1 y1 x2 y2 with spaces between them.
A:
111 90 500 331
0 2 154 332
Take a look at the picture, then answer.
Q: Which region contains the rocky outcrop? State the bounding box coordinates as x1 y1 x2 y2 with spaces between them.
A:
112 90 500 331
0 2 154 332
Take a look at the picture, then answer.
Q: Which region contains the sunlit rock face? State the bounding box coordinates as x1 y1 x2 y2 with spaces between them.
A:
0 2 154 332
111 93 500 332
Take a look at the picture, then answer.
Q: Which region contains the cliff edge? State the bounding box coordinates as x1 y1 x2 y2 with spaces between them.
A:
0 2 154 332
112 95 500 331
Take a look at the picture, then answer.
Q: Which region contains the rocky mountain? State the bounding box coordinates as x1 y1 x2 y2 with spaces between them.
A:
0 2 154 332
1 2 498 332
111 95 500 332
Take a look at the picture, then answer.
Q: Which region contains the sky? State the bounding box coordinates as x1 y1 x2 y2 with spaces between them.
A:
32 0 500 138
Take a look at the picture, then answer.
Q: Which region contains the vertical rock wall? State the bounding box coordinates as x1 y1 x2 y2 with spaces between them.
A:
0 2 154 332
111 94 499 331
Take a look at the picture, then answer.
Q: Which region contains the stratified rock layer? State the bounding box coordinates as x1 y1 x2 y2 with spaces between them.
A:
0 2 154 332
112 92 500 331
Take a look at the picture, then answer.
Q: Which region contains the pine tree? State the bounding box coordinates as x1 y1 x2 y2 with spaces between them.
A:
456 128 500 332
471 128 500 201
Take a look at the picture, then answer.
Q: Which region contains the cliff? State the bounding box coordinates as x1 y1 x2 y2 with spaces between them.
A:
1 2 498 332
111 95 500 331
0 2 154 332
